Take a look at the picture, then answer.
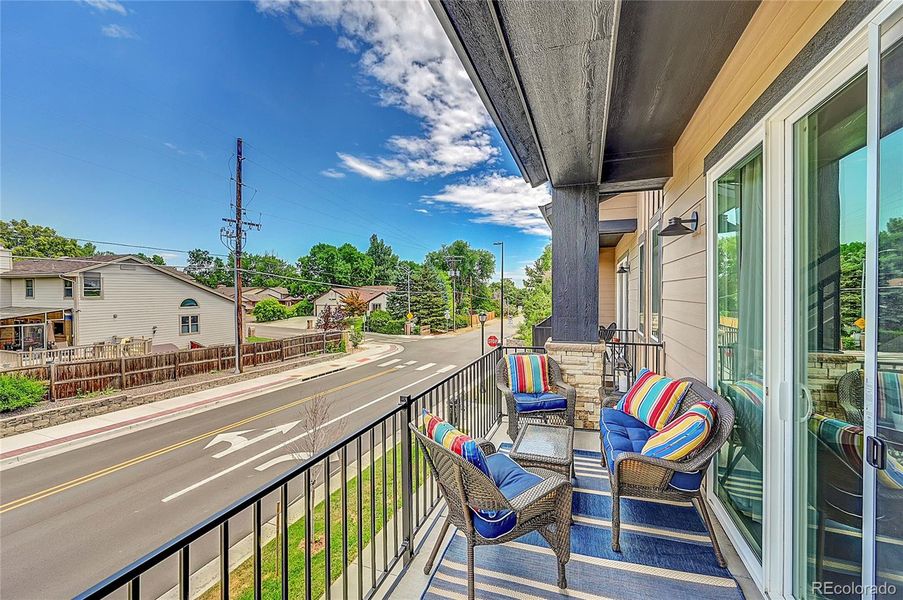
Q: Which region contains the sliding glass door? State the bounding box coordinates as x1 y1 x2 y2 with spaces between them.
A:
793 68 868 599
867 14 903 595
714 147 765 560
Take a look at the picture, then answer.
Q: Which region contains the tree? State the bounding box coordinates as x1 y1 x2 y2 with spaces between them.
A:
290 299 313 317
426 240 495 316
136 253 166 265
252 297 290 322
517 245 553 344
240 253 297 290
387 265 417 319
366 234 400 284
489 278 525 314
0 219 96 257
316 305 346 331
340 291 369 317
410 264 449 330
523 244 551 289
338 243 375 286
186 249 231 288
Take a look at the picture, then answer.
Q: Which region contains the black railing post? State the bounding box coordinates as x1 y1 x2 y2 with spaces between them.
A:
399 394 415 565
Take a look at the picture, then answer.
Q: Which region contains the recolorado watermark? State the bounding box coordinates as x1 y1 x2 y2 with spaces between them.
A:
812 581 897 596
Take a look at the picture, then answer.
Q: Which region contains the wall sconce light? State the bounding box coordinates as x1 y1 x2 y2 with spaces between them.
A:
616 264 629 274
152 326 158 335
659 211 699 236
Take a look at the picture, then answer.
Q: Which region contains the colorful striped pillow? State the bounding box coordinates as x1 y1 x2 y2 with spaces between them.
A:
617 368 689 430
641 401 717 460
507 354 550 394
422 410 491 478
877 370 903 426
807 414 903 490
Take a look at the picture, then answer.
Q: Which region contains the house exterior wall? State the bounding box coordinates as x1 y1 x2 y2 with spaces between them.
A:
313 290 343 316
601 0 844 380
368 294 387 313
598 192 638 221
6 277 74 309
597 248 616 326
74 263 233 348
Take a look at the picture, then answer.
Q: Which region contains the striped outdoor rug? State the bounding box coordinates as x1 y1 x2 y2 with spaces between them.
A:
422 448 743 599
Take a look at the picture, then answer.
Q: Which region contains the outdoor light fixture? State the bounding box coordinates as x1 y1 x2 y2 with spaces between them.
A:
659 211 699 236
616 264 629 274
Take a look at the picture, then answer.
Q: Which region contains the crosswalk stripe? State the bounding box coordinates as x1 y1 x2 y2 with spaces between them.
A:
404 360 417 365
394 365 406 369
416 362 436 371
436 364 456 374
378 359 401 367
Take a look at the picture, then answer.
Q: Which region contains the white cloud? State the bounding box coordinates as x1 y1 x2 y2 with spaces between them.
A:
337 153 392 181
424 173 552 236
163 141 206 160
320 168 346 179
256 0 498 181
82 0 127 15
415 208 429 214
101 24 138 39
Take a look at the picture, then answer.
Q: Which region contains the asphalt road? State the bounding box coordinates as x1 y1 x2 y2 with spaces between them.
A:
0 319 512 600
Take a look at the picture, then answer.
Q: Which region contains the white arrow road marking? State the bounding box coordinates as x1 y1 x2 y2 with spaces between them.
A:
162 371 444 503
436 365 456 374
212 421 301 459
378 359 400 367
415 362 436 371
255 452 312 471
204 430 254 452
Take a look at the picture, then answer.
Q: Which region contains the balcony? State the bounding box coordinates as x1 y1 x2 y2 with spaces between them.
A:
76 347 759 600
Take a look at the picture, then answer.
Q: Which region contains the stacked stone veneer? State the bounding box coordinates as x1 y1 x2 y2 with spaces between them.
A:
807 351 864 420
545 340 605 430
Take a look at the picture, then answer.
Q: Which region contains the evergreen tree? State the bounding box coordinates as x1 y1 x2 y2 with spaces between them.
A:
410 264 448 330
387 265 416 319
366 234 400 284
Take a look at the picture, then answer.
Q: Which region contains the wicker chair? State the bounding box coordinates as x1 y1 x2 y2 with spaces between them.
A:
411 425 572 599
837 369 864 425
496 355 576 441
600 378 735 567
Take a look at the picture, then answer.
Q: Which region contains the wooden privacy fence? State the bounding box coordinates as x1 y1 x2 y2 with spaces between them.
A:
2 331 344 401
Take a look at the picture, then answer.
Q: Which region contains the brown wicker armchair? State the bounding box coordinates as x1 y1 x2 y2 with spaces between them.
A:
495 355 576 441
601 378 735 567
411 425 572 599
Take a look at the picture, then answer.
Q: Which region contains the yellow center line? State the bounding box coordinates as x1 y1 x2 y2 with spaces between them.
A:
0 369 394 514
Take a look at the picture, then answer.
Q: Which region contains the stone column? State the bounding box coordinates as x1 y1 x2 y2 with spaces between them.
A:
545 339 605 430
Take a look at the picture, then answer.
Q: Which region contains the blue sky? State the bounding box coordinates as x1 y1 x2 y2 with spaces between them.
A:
0 0 551 283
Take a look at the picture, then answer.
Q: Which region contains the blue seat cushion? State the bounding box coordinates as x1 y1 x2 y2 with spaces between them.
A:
513 391 567 413
471 453 543 539
600 408 703 492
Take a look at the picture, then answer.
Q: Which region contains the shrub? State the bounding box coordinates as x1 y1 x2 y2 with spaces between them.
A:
454 314 470 329
290 300 313 317
253 298 289 322
0 375 47 412
350 329 363 348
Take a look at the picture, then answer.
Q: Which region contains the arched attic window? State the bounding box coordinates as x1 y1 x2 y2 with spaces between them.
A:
180 298 199 308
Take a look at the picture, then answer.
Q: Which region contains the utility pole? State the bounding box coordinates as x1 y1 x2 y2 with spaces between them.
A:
445 255 464 332
221 138 260 374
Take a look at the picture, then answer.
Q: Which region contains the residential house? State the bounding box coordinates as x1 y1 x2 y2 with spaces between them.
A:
434 0 903 596
313 285 395 317
0 249 235 351
217 285 300 315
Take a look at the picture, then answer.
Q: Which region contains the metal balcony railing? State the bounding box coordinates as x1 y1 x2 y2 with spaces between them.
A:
600 328 664 396
75 347 520 600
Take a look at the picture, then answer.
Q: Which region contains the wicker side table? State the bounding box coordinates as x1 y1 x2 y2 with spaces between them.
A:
510 423 574 478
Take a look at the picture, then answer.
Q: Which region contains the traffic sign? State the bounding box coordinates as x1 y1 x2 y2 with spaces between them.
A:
487 335 499 347
406 312 414 321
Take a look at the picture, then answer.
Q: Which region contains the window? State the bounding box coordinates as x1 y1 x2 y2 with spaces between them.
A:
650 224 662 340
83 273 102 297
714 145 764 559
371 303 381 312
63 279 73 298
180 298 199 308
638 242 646 335
25 279 34 298
180 315 199 334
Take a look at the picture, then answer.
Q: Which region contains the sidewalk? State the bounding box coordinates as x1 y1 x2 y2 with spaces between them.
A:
0 342 401 466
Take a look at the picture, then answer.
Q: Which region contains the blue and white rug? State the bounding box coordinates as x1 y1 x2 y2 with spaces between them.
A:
422 447 744 599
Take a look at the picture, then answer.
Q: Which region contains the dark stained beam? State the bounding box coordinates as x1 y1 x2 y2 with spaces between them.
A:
551 184 599 343
598 176 670 198
600 147 671 185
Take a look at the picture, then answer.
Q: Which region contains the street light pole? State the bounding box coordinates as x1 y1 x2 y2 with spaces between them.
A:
493 241 504 345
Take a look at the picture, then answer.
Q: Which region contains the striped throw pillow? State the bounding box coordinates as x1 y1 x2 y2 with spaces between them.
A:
617 368 689 430
422 410 491 478
642 401 717 460
808 414 903 490
507 354 550 394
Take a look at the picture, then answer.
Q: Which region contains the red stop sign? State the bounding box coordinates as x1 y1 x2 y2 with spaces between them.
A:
487 335 499 347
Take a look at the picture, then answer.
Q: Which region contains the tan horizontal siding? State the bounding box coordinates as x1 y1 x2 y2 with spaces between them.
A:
598 248 616 325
